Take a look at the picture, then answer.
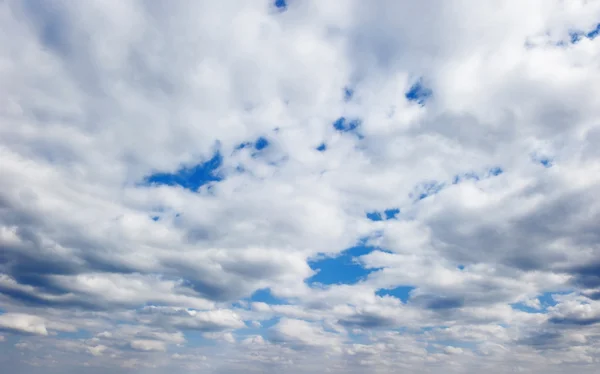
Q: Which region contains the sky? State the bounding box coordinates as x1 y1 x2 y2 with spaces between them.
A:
1 0 600 373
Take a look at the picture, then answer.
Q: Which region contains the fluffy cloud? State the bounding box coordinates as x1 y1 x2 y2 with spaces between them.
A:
1 0 600 373
268 318 343 349
0 313 48 336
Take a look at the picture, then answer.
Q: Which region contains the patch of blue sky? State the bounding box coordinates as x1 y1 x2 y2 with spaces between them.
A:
510 291 569 313
405 78 432 105
307 245 380 286
234 136 269 152
184 331 220 347
589 23 600 38
376 286 416 303
570 32 582 44
412 166 503 201
531 153 553 168
333 117 361 133
487 166 503 176
259 317 281 329
248 288 288 305
234 318 280 342
452 172 480 184
539 291 572 307
237 318 281 344
427 340 479 352
411 181 446 201
56 330 92 339
316 143 327 152
235 142 252 150
235 137 271 159
274 0 287 11
347 329 373 343
142 151 223 192
569 23 600 44
343 87 354 101
385 208 400 219
366 211 382 221
366 208 400 221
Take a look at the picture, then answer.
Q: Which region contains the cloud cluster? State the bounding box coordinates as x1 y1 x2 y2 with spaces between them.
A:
1 0 600 373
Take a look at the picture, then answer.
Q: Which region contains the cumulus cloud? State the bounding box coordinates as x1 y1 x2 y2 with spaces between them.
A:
130 339 167 352
268 318 343 349
0 313 48 336
1 0 600 373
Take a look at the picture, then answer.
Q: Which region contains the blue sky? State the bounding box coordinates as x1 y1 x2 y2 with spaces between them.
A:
1 1 600 374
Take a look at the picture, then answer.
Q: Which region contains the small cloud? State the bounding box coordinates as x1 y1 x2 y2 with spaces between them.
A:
444 346 464 355
376 286 416 303
366 208 399 221
130 339 167 352
0 313 48 336
142 151 223 192
269 318 341 348
242 335 265 346
87 345 107 356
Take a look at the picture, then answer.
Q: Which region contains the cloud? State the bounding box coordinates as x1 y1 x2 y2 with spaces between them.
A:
547 296 600 326
2 0 600 373
268 318 342 349
130 339 167 352
141 306 245 331
0 313 48 336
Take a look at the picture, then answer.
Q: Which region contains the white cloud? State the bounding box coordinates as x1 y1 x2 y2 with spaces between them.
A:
0 313 48 336
142 307 246 331
87 344 108 356
2 0 600 372
269 318 343 349
130 339 167 352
